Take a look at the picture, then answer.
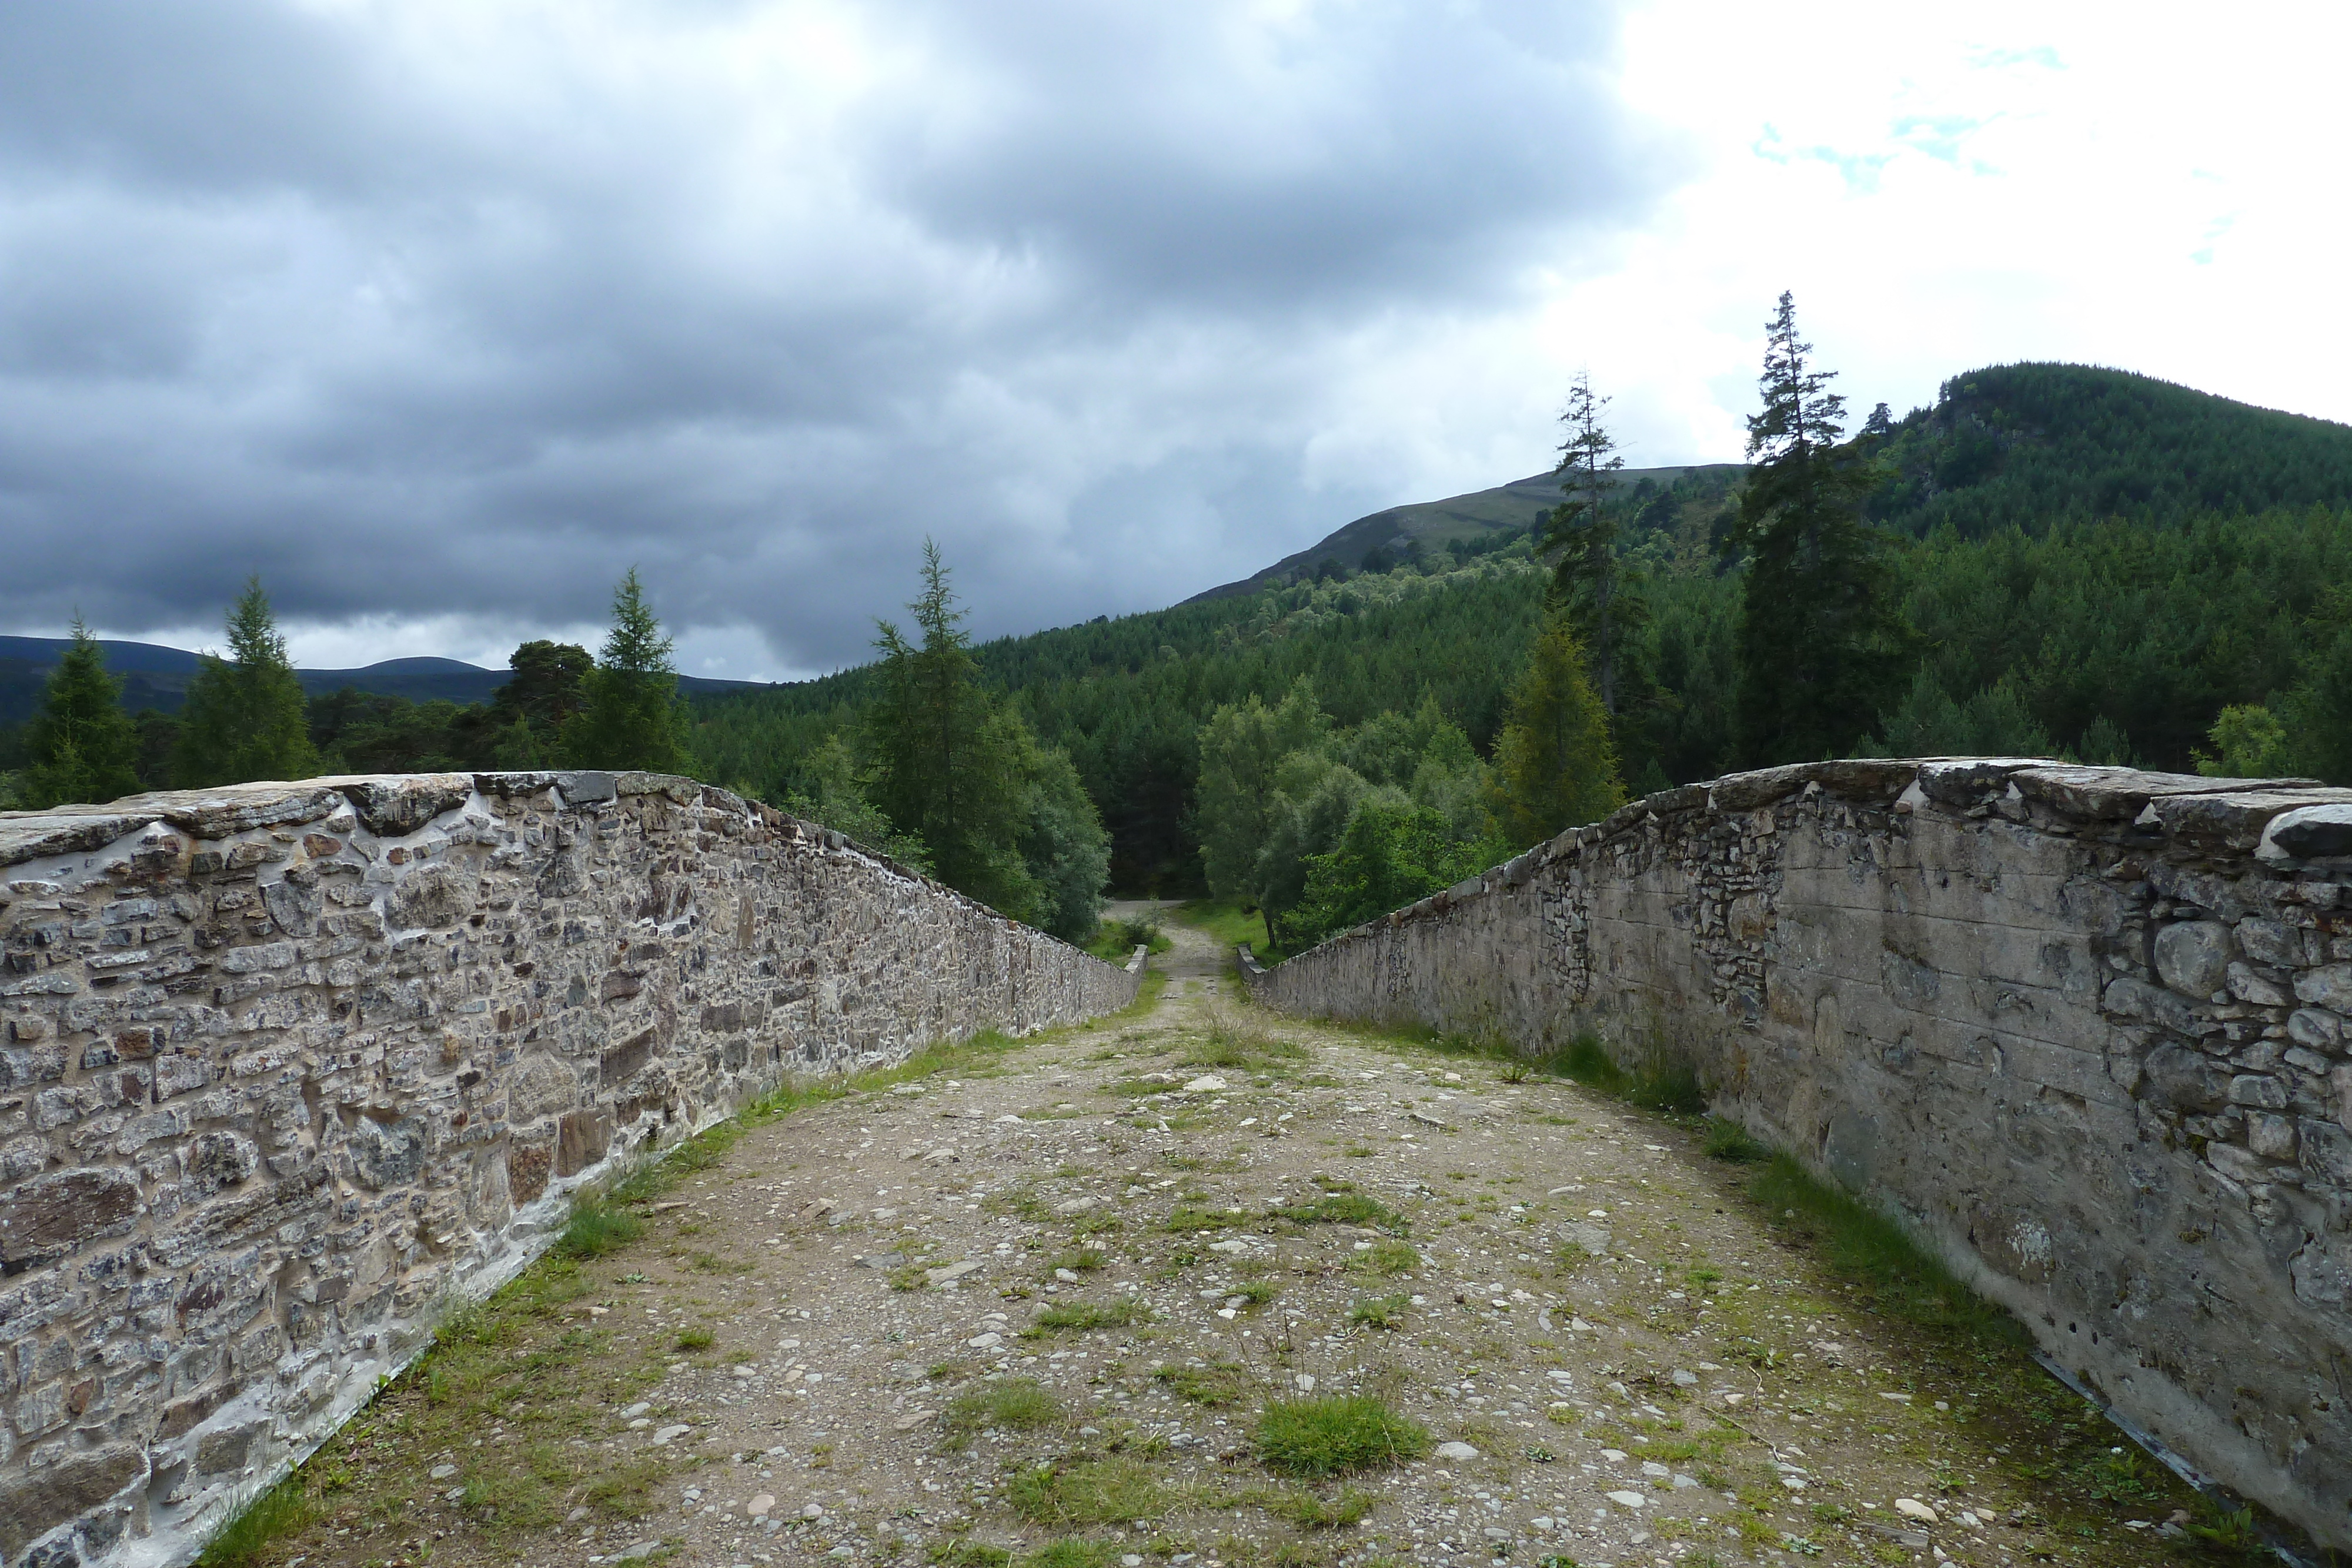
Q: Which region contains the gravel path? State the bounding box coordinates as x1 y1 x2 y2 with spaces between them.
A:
254 914 2219 1568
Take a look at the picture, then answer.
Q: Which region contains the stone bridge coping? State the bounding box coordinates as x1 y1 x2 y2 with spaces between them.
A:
0 770 1047 938
1307 757 2352 948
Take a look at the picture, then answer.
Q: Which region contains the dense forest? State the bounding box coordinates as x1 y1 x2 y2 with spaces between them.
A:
6 351 2351 949
679 360 2352 901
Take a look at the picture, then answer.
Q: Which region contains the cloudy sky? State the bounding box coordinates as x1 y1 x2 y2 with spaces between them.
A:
2 1 2344 681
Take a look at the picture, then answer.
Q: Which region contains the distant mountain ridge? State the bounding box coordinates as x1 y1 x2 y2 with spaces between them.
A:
0 636 763 728
1187 362 2352 603
1183 463 1741 603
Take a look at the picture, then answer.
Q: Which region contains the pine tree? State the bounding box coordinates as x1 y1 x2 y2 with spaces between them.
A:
21 618 141 808
1541 370 1651 717
1728 292 1911 765
561 570 694 773
1492 613 1624 847
175 576 321 786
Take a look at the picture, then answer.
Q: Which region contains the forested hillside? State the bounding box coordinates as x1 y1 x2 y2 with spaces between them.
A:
687 360 2352 900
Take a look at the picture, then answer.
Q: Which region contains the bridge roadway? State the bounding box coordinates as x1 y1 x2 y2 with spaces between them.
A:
232 913 2211 1568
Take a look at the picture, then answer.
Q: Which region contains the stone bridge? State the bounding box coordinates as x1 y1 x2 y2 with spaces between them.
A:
0 771 1140 1568
1245 757 2352 1550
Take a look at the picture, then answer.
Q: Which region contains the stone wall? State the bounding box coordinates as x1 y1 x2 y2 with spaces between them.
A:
1245 758 2352 1548
0 771 1141 1568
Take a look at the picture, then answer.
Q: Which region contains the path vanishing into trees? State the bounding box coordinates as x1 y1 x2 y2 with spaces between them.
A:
228 913 2235 1568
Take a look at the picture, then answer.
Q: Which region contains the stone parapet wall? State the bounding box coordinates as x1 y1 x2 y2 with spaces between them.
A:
0 771 1140 1568
1245 757 2352 1547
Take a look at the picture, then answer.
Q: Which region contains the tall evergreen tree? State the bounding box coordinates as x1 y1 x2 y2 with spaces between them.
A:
1492 613 1623 847
562 570 694 773
1539 370 1649 724
175 576 321 786
1728 292 1910 765
866 542 1030 905
20 618 141 808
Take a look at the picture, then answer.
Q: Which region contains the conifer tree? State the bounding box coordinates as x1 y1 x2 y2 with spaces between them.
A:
1540 370 1649 721
175 576 321 786
866 542 1030 904
21 618 141 807
561 570 694 773
1492 613 1624 847
1728 292 1910 765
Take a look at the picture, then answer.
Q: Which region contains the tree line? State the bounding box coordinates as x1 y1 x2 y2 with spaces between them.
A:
2 569 693 803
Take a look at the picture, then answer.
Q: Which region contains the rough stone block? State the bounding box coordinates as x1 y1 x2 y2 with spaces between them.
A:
555 1109 612 1177
0 1168 142 1271
2154 921 2234 998
0 1445 143 1563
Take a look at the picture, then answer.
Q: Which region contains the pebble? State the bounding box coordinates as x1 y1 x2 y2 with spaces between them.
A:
1606 1490 1647 1509
427 1465 457 1480
746 1494 775 1517
1895 1497 1940 1523
1181 1075 1228 1092
652 1424 691 1445
1435 1441 1481 1461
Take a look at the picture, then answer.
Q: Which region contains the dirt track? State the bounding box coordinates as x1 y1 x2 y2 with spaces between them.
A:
246 912 2219 1568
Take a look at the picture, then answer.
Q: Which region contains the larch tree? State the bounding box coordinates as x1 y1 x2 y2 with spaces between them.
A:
20 618 141 808
174 576 321 787
1492 613 1624 847
865 541 1031 908
1727 292 1910 765
561 570 694 774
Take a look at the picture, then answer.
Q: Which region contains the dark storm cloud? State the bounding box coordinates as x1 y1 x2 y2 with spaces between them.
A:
0 0 1677 672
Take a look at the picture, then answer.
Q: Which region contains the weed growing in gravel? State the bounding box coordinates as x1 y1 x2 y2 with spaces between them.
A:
673 1328 713 1350
1257 1396 1431 1477
1051 1248 1108 1273
1348 1294 1411 1329
1006 1457 1172 1526
1025 1299 1152 1336
930 1542 1014 1567
1166 1204 1251 1231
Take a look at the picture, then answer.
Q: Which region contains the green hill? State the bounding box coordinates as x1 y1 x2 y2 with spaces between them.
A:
1865 362 2352 536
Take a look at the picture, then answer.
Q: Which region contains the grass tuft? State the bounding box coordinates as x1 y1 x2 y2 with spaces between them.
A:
1701 1117 1771 1162
193 1477 316 1568
1348 1239 1422 1276
1024 1299 1151 1336
1269 1192 1407 1233
944 1378 1063 1434
1347 1293 1410 1329
1256 1396 1431 1477
1152 1361 1250 1406
556 1194 644 1259
1250 1485 1376 1529
1006 1457 1171 1526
